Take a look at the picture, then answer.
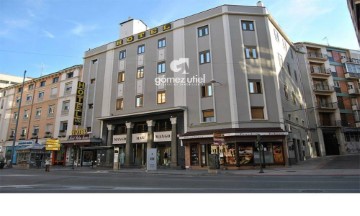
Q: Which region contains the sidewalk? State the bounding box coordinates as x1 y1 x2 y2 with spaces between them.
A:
4 154 360 176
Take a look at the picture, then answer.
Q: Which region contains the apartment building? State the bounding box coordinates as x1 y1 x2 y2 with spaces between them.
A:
0 73 31 89
0 65 83 165
296 42 360 156
347 0 360 46
82 2 310 169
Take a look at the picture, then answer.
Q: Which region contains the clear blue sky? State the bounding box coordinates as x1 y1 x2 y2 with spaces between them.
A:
0 0 357 78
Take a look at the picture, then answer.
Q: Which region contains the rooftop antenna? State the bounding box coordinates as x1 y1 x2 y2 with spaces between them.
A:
322 37 329 46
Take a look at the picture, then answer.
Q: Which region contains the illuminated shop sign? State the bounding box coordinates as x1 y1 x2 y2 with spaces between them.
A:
113 134 127 144
154 131 171 142
74 81 85 125
132 133 148 143
115 23 172 46
72 128 87 135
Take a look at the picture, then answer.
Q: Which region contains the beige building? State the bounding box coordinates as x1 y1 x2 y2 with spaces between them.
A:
0 73 31 89
0 65 83 165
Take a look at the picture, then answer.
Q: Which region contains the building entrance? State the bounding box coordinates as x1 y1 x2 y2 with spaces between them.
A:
155 143 171 166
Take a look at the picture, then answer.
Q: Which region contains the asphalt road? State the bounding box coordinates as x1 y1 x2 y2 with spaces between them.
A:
1 169 359 193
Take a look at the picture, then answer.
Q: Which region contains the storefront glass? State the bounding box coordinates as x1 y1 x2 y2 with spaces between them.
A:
239 144 254 165
223 144 236 165
190 144 199 166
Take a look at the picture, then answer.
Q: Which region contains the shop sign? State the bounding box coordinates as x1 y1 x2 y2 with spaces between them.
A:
18 140 34 146
132 133 148 143
154 131 171 142
226 132 288 136
213 133 225 145
115 23 172 46
113 135 127 144
72 128 87 135
74 81 85 125
45 139 60 151
68 134 90 141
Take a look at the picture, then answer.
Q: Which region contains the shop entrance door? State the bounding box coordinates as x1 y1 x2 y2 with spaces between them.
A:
155 143 171 166
133 144 146 166
82 150 95 166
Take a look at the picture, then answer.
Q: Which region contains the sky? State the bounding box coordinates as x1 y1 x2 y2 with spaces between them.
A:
0 0 358 78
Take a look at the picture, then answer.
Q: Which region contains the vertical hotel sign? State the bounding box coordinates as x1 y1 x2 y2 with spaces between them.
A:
74 81 85 125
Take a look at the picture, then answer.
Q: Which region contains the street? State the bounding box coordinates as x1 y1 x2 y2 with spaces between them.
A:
0 169 359 193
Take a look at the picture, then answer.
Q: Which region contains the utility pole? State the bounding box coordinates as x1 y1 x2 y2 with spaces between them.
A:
10 70 26 167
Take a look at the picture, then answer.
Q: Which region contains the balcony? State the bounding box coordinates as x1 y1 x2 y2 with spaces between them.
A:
318 120 341 128
348 88 360 95
310 66 331 77
352 104 360 111
313 84 334 95
307 52 327 62
31 133 38 139
44 131 52 138
344 72 360 80
317 102 337 112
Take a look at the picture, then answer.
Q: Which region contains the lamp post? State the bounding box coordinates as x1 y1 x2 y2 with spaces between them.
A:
256 134 264 173
10 70 26 168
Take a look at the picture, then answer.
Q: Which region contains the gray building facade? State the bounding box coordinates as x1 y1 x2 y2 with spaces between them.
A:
82 3 310 169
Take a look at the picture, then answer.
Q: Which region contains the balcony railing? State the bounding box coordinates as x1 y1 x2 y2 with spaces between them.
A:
348 88 360 95
310 66 331 75
352 104 360 111
307 52 327 60
317 102 337 109
313 84 334 92
345 72 360 79
319 120 341 127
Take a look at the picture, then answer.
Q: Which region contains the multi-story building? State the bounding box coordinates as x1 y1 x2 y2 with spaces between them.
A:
82 3 310 169
0 65 83 165
0 73 31 89
347 0 360 46
296 42 360 156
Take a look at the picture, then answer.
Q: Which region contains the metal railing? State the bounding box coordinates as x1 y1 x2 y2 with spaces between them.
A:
319 120 341 127
310 66 331 75
313 84 333 91
307 52 327 60
317 102 337 109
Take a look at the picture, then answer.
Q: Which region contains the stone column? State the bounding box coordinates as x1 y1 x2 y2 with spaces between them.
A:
106 124 115 167
125 122 133 166
146 120 154 149
170 117 177 168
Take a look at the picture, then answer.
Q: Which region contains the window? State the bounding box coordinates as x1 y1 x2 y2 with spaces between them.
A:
18 87 22 93
116 98 124 110
198 25 209 37
21 128 27 136
60 121 68 132
92 59 98 64
67 72 74 79
202 109 215 122
13 112 18 120
38 91 44 100
88 104 93 109
249 80 262 94
62 100 70 114
23 110 29 119
87 127 92 132
137 44 145 54
292 91 296 105
52 77 59 83
199 50 211 64
274 29 279 42
33 126 39 136
158 38 166 48
65 82 72 94
244 47 257 59
284 84 288 99
294 70 298 81
40 81 46 87
35 108 41 118
119 50 126 59
26 94 32 102
45 124 53 134
251 107 264 119
48 105 55 116
157 62 166 74
118 72 125 82
241 21 254 31
135 95 143 107
90 78 95 84
137 67 144 78
201 83 213 97
157 91 166 104
334 81 340 88
16 97 20 104
28 84 34 90
330 65 336 73
287 63 291 76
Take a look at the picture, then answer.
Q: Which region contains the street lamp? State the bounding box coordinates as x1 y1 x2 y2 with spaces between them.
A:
10 70 26 168
256 134 264 173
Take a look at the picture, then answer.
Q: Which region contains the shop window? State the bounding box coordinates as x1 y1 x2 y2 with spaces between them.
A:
190 144 199 166
239 144 254 165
